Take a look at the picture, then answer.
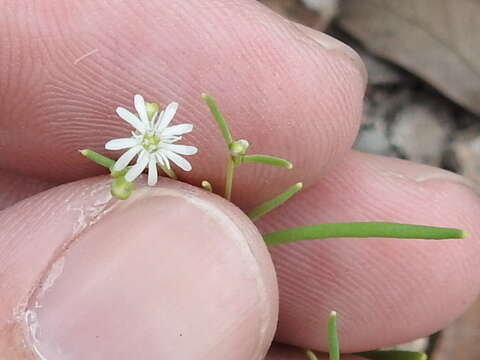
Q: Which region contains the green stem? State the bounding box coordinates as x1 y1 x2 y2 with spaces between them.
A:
356 350 427 360
79 149 115 169
264 222 466 246
240 154 293 169
225 157 235 200
304 350 319 360
328 311 340 360
201 93 233 146
247 183 303 222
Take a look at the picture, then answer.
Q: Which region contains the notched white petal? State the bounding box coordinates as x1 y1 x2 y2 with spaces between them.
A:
148 158 158 186
153 110 165 130
162 143 198 155
134 94 149 126
105 138 137 150
161 135 182 144
116 107 146 133
156 102 178 131
113 145 142 171
125 151 150 182
155 153 170 169
161 124 193 136
165 151 192 171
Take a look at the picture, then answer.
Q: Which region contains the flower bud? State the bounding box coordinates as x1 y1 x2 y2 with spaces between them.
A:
230 139 249 157
145 102 160 121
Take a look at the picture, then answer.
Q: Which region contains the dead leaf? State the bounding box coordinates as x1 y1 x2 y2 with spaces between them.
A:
337 0 480 115
260 0 335 30
431 297 480 360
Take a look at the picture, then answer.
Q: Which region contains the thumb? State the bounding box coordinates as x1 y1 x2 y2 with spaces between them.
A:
0 177 278 359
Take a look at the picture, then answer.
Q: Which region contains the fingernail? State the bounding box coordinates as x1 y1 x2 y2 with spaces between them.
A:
24 185 277 359
414 169 480 196
380 162 480 196
292 22 367 90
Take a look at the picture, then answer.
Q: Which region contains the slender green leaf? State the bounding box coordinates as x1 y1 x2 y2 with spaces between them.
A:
79 149 115 169
264 222 466 246
247 183 302 221
356 350 427 360
201 93 233 146
328 311 340 360
241 154 292 169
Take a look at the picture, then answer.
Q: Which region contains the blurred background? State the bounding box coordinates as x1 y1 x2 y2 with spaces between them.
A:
259 0 480 359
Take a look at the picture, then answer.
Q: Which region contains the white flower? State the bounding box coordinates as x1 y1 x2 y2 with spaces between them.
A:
105 94 198 186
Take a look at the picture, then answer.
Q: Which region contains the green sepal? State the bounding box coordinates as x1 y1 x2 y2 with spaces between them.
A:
111 177 134 200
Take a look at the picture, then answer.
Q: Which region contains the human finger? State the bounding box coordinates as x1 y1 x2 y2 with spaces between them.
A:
0 177 277 359
257 151 480 352
0 0 365 208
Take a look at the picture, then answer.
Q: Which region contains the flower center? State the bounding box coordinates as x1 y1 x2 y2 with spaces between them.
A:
142 134 161 152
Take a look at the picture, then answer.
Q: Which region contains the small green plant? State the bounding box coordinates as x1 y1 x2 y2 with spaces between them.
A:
81 93 464 359
304 312 427 360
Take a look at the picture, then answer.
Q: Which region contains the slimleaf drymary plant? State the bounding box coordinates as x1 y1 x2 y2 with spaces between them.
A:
81 94 463 359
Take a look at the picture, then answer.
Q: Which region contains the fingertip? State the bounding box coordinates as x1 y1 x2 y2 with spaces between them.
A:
3 0 365 211
0 177 278 359
259 151 480 351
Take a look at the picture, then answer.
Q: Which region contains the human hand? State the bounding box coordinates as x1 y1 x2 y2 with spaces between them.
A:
1 1 480 359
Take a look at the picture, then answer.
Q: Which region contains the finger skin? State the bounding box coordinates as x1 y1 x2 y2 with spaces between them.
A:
1 0 364 208
0 170 54 210
257 151 480 352
0 177 277 359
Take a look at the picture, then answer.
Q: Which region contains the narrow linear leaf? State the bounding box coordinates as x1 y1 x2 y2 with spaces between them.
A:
328 311 340 360
241 154 293 169
79 149 115 169
247 183 303 221
305 349 319 360
264 222 466 246
356 350 427 360
201 93 234 146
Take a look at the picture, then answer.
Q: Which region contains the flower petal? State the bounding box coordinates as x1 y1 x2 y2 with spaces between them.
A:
134 94 149 127
113 145 142 171
161 135 182 144
147 158 158 186
125 150 150 182
161 124 193 136
155 152 170 169
165 151 192 171
105 137 137 150
116 107 146 133
152 110 164 130
162 143 198 155
155 102 178 132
